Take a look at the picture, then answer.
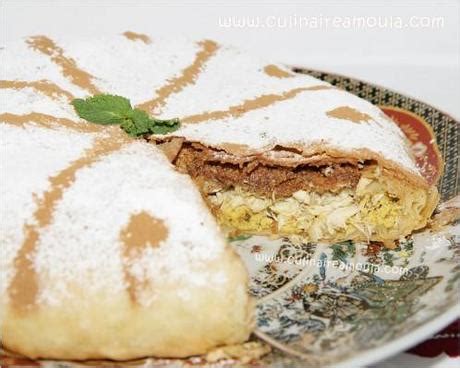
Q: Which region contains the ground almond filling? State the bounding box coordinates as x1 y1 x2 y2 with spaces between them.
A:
171 144 431 244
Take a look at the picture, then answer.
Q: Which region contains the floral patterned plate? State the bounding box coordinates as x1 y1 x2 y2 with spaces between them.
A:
2 69 459 368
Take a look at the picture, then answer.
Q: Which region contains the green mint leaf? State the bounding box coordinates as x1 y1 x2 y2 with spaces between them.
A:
148 118 181 134
121 109 152 137
132 109 154 134
72 94 181 136
152 118 180 127
72 95 132 125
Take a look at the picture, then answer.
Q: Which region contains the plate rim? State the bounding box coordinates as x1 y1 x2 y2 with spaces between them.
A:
333 303 460 368
290 64 460 123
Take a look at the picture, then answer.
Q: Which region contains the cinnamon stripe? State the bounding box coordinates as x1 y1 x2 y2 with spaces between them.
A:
264 64 294 78
122 31 151 44
120 212 168 303
137 40 219 113
0 112 102 133
26 36 101 95
0 80 74 101
8 132 129 313
182 85 332 124
326 106 372 123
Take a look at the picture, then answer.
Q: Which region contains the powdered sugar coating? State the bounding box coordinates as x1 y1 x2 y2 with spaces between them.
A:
1 39 86 98
167 88 420 174
0 124 95 298
1 122 228 306
158 44 329 117
0 34 231 306
59 35 202 104
1 32 424 307
2 34 419 175
34 142 226 306
0 89 76 118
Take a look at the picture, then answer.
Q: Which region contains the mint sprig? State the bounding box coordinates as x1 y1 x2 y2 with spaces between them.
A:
71 94 180 137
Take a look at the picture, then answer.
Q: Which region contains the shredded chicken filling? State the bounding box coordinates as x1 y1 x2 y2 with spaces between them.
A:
205 170 429 242
170 144 430 242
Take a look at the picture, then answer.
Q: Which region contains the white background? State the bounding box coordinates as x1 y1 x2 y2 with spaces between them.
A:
2 0 459 118
2 1 459 367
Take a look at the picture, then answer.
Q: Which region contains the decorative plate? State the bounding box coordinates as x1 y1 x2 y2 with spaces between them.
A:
2 69 459 368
